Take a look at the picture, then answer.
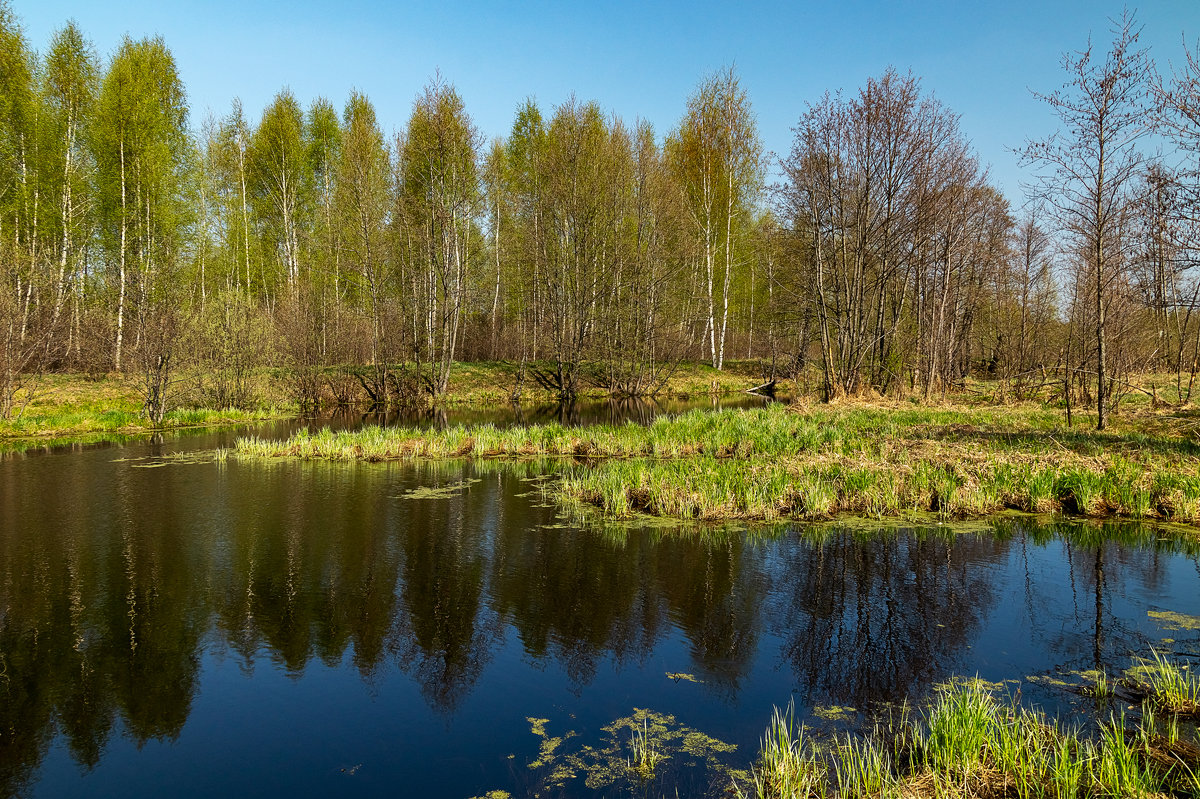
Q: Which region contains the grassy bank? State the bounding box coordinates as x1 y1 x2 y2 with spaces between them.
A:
740 654 1200 799
1 361 762 442
443 359 763 405
234 400 1200 527
0 373 293 442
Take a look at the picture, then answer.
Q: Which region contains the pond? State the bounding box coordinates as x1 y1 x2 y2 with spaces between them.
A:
1 420 1198 798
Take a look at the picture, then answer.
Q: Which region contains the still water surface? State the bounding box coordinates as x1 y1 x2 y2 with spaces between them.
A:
1 406 1198 798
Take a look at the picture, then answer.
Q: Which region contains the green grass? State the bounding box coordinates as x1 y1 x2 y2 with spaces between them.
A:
233 401 1200 530
1125 650 1200 716
443 359 763 405
1 403 293 441
739 666 1200 799
743 705 827 799
0 373 294 442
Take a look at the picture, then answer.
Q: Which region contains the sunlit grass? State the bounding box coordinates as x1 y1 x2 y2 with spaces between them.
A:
1 372 294 441
234 401 1200 528
739 666 1200 799
1125 649 1200 715
2 403 292 440
439 359 763 405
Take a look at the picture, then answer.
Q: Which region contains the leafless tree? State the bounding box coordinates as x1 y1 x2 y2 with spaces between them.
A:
1020 10 1152 428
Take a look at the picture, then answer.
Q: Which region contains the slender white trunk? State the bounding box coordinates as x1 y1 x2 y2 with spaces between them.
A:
55 117 76 327
239 139 250 292
115 139 127 372
717 169 734 370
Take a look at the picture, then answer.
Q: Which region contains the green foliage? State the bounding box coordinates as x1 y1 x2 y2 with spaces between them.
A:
91 33 192 377
1125 649 1200 714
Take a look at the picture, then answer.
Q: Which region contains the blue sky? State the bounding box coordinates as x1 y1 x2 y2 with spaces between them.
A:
12 1 1200 205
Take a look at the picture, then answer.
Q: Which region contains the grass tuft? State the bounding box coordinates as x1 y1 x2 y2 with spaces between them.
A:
740 665 1200 799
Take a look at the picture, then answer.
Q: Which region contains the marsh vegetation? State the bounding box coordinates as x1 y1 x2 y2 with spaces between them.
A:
739 662 1200 799
235 400 1200 530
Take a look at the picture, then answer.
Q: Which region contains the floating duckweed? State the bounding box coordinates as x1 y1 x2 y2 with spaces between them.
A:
666 671 704 684
399 478 480 499
1148 609 1200 631
521 707 742 794
812 705 857 722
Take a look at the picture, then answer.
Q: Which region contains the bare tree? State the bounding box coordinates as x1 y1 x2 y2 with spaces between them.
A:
780 69 1002 400
1020 10 1152 428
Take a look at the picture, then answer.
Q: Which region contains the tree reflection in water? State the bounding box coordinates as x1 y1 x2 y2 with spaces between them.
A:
772 528 1000 705
0 450 1197 797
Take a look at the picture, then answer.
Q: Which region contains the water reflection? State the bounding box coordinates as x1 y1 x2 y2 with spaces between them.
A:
340 393 779 431
0 395 780 462
772 530 1000 706
0 449 1198 798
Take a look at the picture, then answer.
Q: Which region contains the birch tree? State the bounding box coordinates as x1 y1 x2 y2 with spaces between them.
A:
0 1 38 416
249 90 305 302
667 67 763 370
397 77 481 396
336 91 392 401
91 36 190 376
41 22 97 348
536 98 613 399
206 100 254 295
503 99 548 376
305 97 341 342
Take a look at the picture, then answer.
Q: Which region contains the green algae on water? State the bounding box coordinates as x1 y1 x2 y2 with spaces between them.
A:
812 705 857 722
398 478 480 499
666 671 703 684
1149 610 1200 631
519 708 746 794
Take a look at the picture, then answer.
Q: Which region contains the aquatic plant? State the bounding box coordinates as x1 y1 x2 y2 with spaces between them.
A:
740 666 1200 799
739 704 827 799
518 707 744 795
628 717 664 778
1125 649 1200 715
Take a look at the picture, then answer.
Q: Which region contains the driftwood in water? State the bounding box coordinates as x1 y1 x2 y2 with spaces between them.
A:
747 379 776 396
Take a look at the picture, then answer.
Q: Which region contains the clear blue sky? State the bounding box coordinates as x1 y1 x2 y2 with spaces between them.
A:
12 1 1200 205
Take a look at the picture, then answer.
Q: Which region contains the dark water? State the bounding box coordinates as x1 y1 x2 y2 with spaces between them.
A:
1 422 1199 798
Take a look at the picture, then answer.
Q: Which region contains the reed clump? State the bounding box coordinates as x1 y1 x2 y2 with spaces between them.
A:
1123 650 1200 717
739 667 1200 799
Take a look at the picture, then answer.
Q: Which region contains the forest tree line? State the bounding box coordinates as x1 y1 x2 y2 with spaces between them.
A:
2 6 1199 423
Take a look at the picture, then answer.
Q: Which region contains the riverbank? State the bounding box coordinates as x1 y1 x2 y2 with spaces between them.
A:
0 361 765 442
439 359 765 405
0 373 294 443
739 653 1200 799
234 400 1200 528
